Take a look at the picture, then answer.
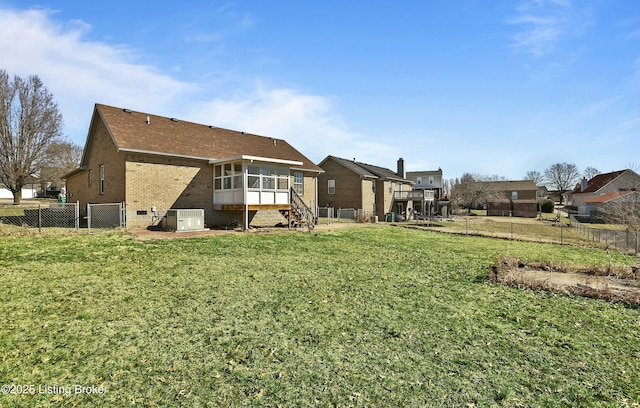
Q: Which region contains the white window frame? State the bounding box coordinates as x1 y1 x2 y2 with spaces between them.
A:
294 172 304 195
328 179 335 195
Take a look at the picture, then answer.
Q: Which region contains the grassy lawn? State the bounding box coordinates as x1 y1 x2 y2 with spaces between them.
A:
0 226 638 406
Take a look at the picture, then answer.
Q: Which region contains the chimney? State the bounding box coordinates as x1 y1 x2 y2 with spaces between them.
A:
397 158 406 179
581 177 588 192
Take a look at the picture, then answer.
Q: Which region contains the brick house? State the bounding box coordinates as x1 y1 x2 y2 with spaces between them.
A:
582 190 640 219
317 156 412 220
483 180 538 217
564 169 640 210
64 104 323 229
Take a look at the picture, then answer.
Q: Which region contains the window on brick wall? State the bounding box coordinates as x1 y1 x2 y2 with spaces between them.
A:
294 172 304 195
328 179 335 195
99 164 104 195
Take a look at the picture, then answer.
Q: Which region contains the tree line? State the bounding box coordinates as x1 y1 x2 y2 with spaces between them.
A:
446 163 605 212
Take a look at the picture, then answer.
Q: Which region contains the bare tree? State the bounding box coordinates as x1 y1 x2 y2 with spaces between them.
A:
525 170 544 185
544 162 580 204
37 140 82 192
583 167 600 180
451 173 504 213
0 70 63 203
442 178 451 199
600 191 640 236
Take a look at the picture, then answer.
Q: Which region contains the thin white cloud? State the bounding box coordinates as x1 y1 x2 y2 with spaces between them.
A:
581 95 622 117
507 0 589 59
186 83 399 164
0 6 392 165
0 8 194 136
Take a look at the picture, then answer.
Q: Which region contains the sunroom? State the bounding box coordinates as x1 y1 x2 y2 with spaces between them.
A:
211 156 314 228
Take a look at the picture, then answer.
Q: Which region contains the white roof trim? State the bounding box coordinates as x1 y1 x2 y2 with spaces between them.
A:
119 149 305 167
119 147 213 162
208 155 303 166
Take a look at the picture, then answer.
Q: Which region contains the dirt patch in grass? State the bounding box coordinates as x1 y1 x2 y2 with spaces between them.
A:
490 256 640 305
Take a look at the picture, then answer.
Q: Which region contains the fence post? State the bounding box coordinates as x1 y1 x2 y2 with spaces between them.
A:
75 201 80 230
38 203 42 232
87 204 91 234
120 202 126 228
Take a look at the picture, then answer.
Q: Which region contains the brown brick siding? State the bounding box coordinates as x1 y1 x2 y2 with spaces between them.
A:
65 119 125 213
318 159 370 211
67 115 319 229
123 155 215 228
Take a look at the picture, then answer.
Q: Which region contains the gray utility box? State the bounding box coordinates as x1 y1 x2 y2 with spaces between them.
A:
165 209 205 232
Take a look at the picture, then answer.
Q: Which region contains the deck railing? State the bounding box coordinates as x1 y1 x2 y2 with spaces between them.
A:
393 190 435 201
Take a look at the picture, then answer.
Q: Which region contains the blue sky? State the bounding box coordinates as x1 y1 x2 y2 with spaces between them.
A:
1 0 638 180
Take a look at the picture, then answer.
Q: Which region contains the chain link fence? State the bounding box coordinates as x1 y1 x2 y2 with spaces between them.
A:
337 208 357 221
0 201 126 233
87 203 126 232
318 207 334 224
0 201 79 231
570 215 639 255
317 207 380 224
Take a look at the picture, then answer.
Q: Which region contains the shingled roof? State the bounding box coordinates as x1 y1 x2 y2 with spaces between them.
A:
320 156 410 183
571 170 627 194
86 104 322 172
585 190 635 204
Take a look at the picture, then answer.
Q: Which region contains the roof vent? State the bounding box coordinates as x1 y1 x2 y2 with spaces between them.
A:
170 118 178 122
123 108 132 114
209 125 216 129
145 116 150 124
273 139 277 146
241 131 246 134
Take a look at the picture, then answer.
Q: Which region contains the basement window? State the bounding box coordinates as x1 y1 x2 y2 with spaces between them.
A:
136 210 148 215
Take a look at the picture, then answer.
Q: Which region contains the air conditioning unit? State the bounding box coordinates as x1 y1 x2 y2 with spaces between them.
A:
165 209 205 232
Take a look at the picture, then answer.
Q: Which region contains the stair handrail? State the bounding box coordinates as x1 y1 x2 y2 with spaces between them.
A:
290 188 315 231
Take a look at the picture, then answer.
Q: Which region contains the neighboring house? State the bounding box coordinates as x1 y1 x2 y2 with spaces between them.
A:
565 169 640 209
0 186 37 200
317 156 412 219
581 190 640 218
406 168 444 200
405 167 450 217
484 180 538 217
64 104 323 229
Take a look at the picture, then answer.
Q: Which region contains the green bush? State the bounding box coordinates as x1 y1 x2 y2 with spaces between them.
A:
538 199 555 213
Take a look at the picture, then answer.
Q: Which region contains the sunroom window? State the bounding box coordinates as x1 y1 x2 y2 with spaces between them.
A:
247 164 289 191
214 162 243 190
